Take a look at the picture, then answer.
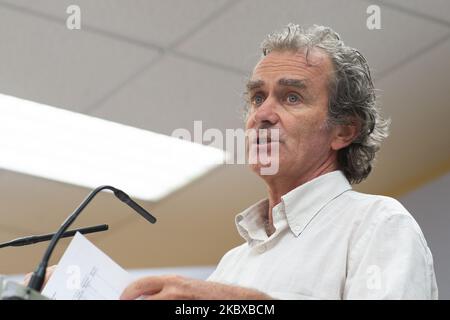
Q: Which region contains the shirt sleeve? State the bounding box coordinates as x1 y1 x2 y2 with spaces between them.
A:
344 212 438 299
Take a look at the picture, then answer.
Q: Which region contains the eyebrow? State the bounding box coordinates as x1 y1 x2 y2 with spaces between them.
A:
246 79 265 91
245 78 308 91
278 78 308 89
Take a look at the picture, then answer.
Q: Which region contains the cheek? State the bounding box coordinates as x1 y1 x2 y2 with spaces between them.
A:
285 115 330 150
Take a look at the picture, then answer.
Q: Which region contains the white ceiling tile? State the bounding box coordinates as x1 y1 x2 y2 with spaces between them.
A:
90 54 248 136
0 6 157 112
0 0 231 47
176 0 449 77
381 0 450 24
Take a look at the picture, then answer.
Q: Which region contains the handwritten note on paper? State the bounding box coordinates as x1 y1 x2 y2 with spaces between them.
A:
42 232 133 300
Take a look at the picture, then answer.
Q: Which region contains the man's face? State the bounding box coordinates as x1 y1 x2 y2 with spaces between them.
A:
245 49 337 181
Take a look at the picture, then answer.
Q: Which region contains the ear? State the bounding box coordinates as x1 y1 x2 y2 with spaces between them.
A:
330 120 360 151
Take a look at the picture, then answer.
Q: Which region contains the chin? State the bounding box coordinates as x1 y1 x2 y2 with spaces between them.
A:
248 160 282 177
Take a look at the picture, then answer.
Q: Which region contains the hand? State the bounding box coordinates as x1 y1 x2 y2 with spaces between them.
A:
23 265 57 288
120 274 273 300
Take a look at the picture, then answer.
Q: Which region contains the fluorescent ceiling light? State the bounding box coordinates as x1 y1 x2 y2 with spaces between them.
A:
0 94 226 201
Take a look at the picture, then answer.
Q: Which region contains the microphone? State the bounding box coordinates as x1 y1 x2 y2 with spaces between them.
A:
0 224 108 249
27 185 156 292
112 189 156 224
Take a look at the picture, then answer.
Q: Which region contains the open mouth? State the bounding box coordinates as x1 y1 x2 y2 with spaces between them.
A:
256 137 279 145
257 137 269 145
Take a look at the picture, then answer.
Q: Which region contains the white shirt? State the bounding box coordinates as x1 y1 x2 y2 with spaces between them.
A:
207 171 438 299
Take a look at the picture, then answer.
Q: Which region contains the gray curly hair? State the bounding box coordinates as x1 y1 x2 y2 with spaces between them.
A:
253 23 390 184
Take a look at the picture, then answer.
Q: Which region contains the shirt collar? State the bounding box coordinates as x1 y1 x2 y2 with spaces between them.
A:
282 170 352 236
235 170 352 242
235 198 270 243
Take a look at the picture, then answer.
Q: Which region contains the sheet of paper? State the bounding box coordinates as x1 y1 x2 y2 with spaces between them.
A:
42 232 133 300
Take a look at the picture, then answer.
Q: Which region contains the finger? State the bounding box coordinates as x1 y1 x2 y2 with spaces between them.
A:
120 276 165 300
22 265 57 287
22 273 32 286
143 289 185 300
47 265 57 278
143 292 169 300
43 266 56 286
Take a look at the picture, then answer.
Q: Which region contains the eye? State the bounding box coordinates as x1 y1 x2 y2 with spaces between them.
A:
251 93 265 107
285 92 301 104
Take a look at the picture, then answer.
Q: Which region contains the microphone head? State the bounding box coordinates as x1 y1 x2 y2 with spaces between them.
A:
113 189 129 202
113 189 157 224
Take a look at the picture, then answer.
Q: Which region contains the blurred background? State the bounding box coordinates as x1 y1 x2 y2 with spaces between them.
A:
0 0 449 298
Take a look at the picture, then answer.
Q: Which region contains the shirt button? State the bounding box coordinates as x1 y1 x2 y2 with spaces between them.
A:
257 245 266 253
293 227 301 235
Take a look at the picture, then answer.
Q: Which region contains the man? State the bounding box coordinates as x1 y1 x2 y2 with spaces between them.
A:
119 24 437 300
28 24 438 299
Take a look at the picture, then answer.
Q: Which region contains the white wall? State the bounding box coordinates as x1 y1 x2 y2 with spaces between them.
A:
400 172 450 300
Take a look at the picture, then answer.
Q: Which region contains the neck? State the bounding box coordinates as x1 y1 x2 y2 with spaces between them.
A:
264 157 338 228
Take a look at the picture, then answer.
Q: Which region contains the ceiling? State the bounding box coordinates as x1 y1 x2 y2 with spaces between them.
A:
0 0 449 274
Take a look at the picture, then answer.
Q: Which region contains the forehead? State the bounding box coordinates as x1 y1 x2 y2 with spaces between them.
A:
251 49 333 87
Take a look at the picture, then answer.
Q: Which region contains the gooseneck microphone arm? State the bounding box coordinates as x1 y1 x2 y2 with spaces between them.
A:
0 224 109 248
27 185 156 292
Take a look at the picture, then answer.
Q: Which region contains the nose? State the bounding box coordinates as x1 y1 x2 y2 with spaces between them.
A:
253 96 280 127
